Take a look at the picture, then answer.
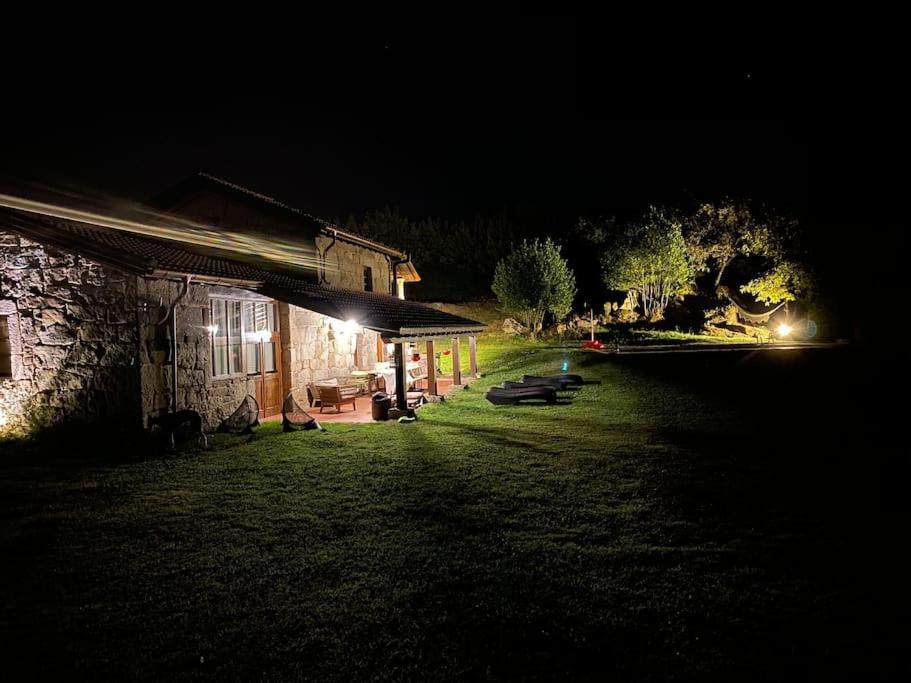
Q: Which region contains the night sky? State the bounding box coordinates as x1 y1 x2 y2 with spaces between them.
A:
2 19 811 223
1 14 905 322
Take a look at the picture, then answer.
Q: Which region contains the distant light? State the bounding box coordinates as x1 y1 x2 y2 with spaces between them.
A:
777 323 792 338
206 324 218 334
562 360 569 372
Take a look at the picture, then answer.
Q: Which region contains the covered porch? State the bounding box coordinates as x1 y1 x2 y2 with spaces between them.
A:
265 368 476 424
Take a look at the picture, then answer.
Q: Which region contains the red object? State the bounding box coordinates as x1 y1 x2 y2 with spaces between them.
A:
582 340 604 350
442 350 451 356
411 353 421 361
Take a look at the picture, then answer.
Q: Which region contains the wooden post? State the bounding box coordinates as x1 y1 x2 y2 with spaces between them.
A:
451 337 462 386
468 335 478 379
426 338 437 396
394 342 407 409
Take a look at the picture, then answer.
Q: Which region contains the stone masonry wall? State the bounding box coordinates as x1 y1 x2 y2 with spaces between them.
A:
0 231 141 435
316 236 392 293
282 304 379 394
137 278 260 432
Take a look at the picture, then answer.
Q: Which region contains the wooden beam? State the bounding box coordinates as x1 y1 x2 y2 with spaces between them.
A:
426 339 438 396
393 342 408 409
451 337 462 386
468 335 478 379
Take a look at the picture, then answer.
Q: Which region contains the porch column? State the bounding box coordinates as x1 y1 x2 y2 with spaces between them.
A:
426 338 438 396
468 335 478 379
451 336 462 386
393 342 408 409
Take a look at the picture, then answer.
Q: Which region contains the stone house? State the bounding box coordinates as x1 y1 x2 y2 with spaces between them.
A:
0 176 483 435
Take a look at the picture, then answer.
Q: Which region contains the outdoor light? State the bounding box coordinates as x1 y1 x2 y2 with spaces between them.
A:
343 319 361 335
206 324 218 334
776 323 792 338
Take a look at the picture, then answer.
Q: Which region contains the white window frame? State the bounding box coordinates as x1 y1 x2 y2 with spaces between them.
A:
209 298 277 380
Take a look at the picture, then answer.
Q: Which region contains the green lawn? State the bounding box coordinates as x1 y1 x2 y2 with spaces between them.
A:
0 338 902 680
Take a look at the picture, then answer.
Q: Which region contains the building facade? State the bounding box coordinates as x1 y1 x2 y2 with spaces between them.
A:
0 176 482 436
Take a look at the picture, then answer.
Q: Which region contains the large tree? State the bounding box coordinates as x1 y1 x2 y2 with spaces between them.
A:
492 238 576 337
685 200 775 287
602 206 694 319
684 199 811 305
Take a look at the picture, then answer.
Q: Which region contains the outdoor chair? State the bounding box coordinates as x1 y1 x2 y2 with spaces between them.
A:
281 390 324 432
520 375 585 390
217 394 261 434
407 364 427 390
485 385 557 405
313 382 359 413
503 380 577 391
524 373 586 386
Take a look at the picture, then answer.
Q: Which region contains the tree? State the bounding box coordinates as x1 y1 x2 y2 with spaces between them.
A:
565 216 615 307
741 261 813 305
683 199 812 306
602 206 694 319
492 238 576 337
685 200 771 287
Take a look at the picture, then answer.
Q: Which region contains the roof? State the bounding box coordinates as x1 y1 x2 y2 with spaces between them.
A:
153 173 413 261
0 202 482 339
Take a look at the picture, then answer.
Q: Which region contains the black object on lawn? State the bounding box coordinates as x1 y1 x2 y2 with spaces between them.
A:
521 374 594 389
217 394 261 434
485 386 558 405
281 390 324 432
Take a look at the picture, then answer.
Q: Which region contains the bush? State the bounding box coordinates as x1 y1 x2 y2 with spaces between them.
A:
492 239 576 338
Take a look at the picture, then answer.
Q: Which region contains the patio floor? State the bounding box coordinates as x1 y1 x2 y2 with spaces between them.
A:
263 375 470 424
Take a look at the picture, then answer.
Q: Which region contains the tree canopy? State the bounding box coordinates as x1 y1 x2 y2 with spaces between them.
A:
492 238 576 337
602 207 694 319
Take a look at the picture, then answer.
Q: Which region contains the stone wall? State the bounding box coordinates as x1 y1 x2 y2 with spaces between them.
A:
137 278 260 431
1 229 390 436
0 231 142 435
317 236 392 293
282 304 379 394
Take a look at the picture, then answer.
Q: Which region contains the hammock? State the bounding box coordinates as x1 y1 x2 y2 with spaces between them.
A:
716 286 786 323
281 390 324 432
217 394 261 434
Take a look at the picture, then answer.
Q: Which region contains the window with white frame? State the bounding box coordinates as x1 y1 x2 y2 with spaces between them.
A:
242 301 277 375
210 299 276 379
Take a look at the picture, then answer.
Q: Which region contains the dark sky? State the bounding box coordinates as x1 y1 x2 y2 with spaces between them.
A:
1 17 814 225
0 14 904 255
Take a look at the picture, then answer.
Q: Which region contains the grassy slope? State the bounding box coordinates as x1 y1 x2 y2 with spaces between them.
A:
0 340 903 680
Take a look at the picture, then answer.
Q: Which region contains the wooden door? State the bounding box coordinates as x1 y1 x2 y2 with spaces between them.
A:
246 301 283 418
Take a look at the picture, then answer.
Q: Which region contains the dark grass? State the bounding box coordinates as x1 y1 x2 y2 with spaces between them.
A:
0 340 906 680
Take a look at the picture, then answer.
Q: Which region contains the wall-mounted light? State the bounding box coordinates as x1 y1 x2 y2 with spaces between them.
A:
206 324 218 334
343 319 361 335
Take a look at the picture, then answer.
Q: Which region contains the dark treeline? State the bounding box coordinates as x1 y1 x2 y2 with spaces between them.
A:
341 207 530 301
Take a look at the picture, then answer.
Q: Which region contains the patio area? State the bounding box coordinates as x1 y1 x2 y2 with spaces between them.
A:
265 374 467 424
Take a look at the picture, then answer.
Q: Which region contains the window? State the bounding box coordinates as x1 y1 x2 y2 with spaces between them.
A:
210 299 242 377
243 301 277 375
363 266 373 292
0 314 11 378
210 299 276 378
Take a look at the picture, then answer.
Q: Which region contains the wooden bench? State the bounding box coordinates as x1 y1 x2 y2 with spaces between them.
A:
310 382 359 413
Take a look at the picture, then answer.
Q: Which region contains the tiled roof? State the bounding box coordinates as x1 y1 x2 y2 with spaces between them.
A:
1 207 483 338
260 281 485 336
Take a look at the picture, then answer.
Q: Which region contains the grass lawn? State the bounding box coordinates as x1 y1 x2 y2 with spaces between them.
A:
622 328 763 345
0 337 904 680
